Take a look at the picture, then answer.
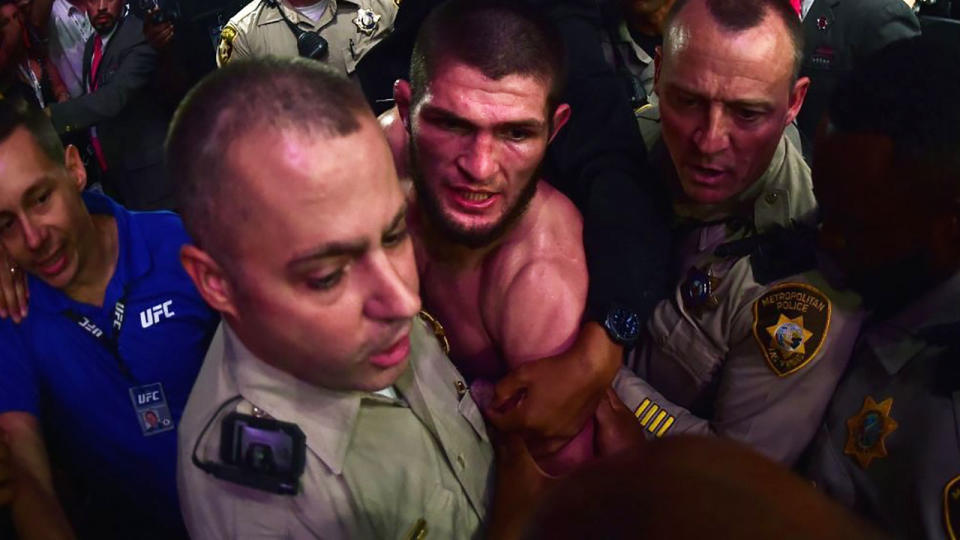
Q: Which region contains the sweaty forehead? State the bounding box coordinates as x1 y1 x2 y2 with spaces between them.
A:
223 120 402 253
420 62 551 123
663 7 794 94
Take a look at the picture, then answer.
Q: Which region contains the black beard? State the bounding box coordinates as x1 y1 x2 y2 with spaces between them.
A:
409 137 540 249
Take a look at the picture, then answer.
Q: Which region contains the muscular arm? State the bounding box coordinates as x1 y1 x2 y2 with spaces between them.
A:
489 258 587 367
0 413 75 540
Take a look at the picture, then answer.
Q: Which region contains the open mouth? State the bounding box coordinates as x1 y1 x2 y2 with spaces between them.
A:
368 331 411 369
35 247 67 278
446 186 499 211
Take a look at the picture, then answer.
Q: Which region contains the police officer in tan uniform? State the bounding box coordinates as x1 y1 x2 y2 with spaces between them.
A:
166 58 491 539
804 36 960 540
216 0 398 76
612 0 864 466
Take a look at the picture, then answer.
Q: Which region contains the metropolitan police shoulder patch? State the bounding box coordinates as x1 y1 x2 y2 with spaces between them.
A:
752 282 831 377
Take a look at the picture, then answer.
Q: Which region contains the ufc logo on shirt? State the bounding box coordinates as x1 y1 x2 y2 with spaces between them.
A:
140 301 175 329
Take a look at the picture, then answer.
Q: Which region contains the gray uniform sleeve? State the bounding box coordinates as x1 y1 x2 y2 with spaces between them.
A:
615 278 865 466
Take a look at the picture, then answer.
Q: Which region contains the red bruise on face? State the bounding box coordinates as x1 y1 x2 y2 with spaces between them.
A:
655 0 808 205
400 62 568 244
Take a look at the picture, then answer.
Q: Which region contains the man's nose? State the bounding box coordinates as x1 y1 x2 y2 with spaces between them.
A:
364 251 421 323
693 105 731 156
21 216 46 252
455 132 498 183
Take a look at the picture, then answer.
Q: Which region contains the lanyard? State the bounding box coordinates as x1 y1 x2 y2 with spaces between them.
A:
61 284 136 383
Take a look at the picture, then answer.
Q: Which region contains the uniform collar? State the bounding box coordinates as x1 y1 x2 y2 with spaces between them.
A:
865 270 960 375
28 191 153 313
223 319 431 476
616 21 654 65
258 0 357 28
672 135 817 231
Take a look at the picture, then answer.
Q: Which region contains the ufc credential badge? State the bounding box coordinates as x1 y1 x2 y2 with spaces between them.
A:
130 382 175 436
752 283 831 377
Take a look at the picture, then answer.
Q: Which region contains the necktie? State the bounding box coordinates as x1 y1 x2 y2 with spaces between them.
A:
89 34 108 172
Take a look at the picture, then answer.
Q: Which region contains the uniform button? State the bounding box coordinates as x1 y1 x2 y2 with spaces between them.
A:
764 192 780 205
457 454 466 469
454 380 467 398
656 334 666 346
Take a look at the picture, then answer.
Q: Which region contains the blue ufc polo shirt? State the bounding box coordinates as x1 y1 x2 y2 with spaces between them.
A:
0 192 219 538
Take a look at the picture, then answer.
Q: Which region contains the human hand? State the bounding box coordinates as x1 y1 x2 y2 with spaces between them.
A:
594 388 645 457
485 323 621 453
0 248 28 323
143 10 175 51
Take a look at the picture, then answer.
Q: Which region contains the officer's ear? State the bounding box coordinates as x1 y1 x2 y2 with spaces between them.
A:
785 76 811 127
394 79 413 133
63 144 87 192
180 245 238 318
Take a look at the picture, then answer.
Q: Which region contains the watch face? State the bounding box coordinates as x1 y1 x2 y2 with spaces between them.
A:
607 307 641 343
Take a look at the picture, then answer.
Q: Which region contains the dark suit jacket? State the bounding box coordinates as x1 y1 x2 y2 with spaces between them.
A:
49 14 172 210
797 0 920 143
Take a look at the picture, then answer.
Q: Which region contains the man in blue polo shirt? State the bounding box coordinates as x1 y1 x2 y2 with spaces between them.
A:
0 99 218 538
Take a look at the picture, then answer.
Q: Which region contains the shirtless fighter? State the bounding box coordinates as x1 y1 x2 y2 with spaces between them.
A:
391 0 591 472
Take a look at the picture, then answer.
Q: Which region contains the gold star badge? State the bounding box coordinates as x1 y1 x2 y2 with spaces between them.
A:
766 314 814 355
844 396 898 469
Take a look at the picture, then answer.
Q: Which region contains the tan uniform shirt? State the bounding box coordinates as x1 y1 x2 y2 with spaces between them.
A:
216 0 398 75
614 135 866 466
178 319 493 540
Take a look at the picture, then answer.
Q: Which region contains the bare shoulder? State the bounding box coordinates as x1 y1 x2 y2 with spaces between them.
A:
482 182 587 362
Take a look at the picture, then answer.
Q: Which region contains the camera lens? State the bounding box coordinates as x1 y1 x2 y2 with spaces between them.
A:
245 443 276 473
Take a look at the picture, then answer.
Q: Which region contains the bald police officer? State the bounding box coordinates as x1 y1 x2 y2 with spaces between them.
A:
169 58 492 539
612 0 864 465
804 35 960 540
216 0 397 76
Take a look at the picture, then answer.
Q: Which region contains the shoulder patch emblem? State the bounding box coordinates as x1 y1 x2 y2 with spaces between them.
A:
752 282 831 376
844 396 898 469
217 24 238 67
944 475 960 539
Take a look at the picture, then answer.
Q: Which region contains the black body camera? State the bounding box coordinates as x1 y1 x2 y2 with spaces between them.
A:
192 411 307 495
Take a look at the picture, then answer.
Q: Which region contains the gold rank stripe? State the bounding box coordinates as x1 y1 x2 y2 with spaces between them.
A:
657 417 674 438
633 399 675 438
634 399 651 418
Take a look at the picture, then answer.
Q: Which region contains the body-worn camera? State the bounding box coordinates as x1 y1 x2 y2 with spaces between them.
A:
213 412 306 495
130 0 181 24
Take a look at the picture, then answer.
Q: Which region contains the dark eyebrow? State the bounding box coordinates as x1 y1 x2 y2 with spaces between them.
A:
286 204 409 269
420 104 545 133
382 204 408 237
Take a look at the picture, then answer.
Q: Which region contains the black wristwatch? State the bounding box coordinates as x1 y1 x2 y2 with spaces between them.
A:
601 305 642 347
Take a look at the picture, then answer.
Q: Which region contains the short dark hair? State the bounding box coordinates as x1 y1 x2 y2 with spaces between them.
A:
0 98 65 165
664 0 804 79
409 0 567 113
828 35 960 199
166 57 370 254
